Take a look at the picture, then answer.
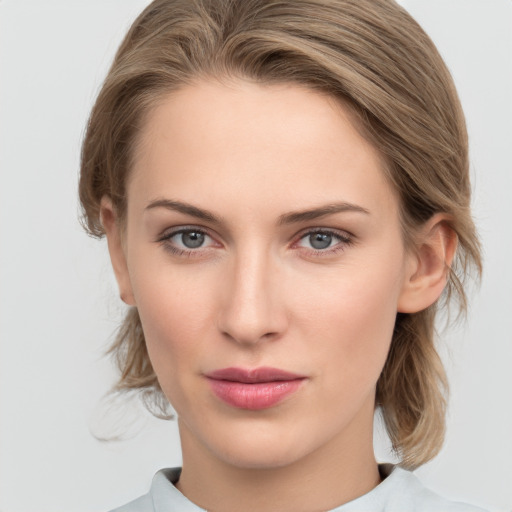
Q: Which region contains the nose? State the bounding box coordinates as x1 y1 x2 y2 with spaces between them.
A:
216 249 288 345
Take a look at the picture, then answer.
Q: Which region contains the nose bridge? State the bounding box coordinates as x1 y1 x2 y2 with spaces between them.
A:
217 242 286 345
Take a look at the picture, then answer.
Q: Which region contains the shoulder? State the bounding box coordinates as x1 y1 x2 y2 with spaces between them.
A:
108 492 153 512
378 466 488 512
333 465 488 512
107 468 204 512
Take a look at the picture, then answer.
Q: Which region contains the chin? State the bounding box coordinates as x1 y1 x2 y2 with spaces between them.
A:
201 421 315 471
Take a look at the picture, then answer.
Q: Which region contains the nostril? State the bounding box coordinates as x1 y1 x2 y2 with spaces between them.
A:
220 329 280 345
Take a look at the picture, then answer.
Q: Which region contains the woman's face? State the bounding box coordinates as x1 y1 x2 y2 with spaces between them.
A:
110 79 418 469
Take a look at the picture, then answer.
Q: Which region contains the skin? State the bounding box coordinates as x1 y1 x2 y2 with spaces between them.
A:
102 79 455 512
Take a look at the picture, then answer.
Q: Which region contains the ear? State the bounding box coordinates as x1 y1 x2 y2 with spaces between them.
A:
397 214 457 313
100 197 136 306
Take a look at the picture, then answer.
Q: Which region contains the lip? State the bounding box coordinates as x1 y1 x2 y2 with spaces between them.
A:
205 367 306 410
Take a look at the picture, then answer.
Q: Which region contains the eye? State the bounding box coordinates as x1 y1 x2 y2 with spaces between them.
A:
157 227 218 256
296 229 352 254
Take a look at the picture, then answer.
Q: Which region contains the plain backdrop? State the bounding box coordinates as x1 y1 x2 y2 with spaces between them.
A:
0 1 511 511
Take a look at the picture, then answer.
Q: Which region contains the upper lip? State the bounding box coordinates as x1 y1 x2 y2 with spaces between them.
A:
205 367 306 383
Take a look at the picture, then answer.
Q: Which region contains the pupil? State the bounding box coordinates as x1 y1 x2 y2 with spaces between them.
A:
310 233 332 250
182 231 205 248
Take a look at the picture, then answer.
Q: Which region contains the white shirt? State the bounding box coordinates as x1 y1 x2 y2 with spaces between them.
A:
109 465 487 511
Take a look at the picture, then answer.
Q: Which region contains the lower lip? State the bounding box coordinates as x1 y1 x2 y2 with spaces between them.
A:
207 378 305 410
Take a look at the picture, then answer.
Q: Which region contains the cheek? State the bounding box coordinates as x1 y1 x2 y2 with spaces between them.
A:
293 261 403 390
132 275 216 414
128 257 217 376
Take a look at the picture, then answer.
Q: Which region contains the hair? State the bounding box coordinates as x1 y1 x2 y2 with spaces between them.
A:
79 0 481 469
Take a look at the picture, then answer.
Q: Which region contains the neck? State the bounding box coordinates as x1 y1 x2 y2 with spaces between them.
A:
176 406 380 512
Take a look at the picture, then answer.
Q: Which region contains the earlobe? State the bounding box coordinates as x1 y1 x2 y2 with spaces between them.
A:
100 197 136 307
397 214 457 314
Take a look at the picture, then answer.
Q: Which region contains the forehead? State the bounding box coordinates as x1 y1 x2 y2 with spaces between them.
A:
128 79 398 222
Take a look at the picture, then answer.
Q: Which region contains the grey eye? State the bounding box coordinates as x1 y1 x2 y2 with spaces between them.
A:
308 232 333 250
180 231 206 248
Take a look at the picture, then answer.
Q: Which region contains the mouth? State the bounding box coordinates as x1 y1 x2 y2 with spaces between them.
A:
204 367 307 410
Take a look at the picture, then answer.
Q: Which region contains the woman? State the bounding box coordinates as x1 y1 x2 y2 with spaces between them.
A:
79 0 484 510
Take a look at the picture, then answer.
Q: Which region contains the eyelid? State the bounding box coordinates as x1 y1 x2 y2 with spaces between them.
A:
294 225 353 241
158 222 220 237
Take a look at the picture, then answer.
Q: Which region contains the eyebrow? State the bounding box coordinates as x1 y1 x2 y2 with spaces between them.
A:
145 199 223 224
145 198 370 225
277 202 370 225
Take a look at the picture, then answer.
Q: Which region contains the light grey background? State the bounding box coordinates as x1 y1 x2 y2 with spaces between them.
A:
0 1 511 511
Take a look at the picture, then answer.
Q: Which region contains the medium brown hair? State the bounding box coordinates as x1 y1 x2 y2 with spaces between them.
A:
79 0 481 469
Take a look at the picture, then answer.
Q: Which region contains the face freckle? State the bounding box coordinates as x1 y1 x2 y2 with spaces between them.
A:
120 78 412 471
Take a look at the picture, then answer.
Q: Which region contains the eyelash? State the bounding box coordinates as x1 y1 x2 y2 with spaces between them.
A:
156 226 354 258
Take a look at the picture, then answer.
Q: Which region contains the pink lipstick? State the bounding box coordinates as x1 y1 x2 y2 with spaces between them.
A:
205 367 306 410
